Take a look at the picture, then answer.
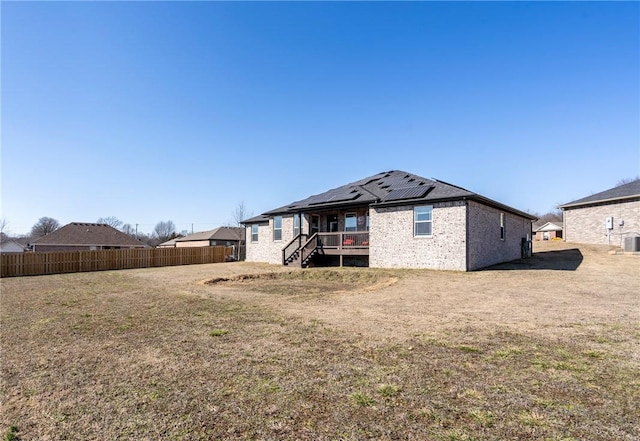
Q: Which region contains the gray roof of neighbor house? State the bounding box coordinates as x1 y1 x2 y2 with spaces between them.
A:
175 226 244 242
30 222 149 247
559 179 640 209
256 170 536 220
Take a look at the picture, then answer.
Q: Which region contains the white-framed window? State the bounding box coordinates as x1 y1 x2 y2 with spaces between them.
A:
294 215 300 237
500 213 505 240
414 205 432 236
251 224 258 242
273 216 282 241
345 213 357 232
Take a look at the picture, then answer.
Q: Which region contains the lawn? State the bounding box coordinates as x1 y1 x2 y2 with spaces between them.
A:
1 241 638 440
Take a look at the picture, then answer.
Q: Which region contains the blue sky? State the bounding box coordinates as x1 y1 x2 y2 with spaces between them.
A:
2 1 638 235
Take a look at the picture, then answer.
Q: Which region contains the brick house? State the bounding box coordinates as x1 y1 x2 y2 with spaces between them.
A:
242 170 536 271
157 226 246 260
158 227 245 248
29 222 149 252
534 222 563 241
559 179 640 246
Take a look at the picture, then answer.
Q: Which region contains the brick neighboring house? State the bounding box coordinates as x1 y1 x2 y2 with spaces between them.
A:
242 170 536 271
157 226 245 260
29 222 149 252
158 227 245 248
534 222 563 241
559 179 640 246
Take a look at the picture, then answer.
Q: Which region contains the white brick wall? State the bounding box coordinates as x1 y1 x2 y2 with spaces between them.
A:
369 201 467 271
467 201 531 270
245 215 308 264
563 199 640 246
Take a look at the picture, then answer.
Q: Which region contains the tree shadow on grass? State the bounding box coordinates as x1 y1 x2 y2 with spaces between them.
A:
484 248 584 271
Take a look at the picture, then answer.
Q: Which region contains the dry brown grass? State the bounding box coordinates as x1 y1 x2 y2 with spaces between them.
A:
1 241 638 440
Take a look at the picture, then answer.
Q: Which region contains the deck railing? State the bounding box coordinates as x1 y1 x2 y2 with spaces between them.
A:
318 231 369 249
300 233 320 265
282 233 308 264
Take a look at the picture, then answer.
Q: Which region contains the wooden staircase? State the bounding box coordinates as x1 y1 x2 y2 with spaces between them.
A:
282 233 320 268
284 247 320 267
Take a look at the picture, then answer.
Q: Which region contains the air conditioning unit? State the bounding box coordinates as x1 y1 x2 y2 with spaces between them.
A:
624 236 640 252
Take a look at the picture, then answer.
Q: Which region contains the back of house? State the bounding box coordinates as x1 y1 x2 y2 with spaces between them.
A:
243 170 536 271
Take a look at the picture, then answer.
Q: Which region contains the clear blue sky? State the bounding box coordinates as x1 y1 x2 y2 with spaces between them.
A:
2 1 638 236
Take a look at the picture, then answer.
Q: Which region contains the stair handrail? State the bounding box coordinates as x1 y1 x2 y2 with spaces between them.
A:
282 233 308 265
300 233 320 266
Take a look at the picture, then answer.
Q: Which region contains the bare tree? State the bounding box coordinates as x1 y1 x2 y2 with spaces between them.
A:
121 223 136 237
153 220 176 243
97 216 123 229
232 201 253 226
30 217 60 239
536 210 563 224
0 218 8 236
616 176 640 186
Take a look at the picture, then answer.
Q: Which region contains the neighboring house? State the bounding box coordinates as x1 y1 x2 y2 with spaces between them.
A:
534 222 563 241
242 170 536 271
158 227 245 248
559 179 640 246
156 238 179 248
0 234 24 253
29 222 149 252
157 227 245 260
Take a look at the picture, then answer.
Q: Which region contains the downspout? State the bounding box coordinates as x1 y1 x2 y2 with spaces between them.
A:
464 198 470 271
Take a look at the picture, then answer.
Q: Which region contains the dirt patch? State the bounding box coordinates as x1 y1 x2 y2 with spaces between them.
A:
205 268 398 296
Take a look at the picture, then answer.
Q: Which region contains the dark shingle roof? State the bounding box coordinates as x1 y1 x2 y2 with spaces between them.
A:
559 179 640 209
261 170 536 219
175 227 244 242
241 215 270 225
30 222 148 247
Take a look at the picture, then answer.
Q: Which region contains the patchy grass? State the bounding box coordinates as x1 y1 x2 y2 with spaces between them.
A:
1 243 639 440
209 328 229 337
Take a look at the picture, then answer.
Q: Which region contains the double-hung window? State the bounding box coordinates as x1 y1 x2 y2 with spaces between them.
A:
273 216 283 241
500 213 505 240
345 213 357 232
294 215 300 237
251 224 259 242
414 206 432 236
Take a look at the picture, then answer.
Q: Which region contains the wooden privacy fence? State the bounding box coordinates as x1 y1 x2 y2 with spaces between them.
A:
0 246 233 278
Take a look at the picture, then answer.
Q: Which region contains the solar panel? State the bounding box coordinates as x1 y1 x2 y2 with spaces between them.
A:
308 187 362 205
382 185 432 201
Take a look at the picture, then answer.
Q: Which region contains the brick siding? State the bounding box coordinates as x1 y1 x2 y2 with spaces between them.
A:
369 201 467 270
467 201 532 270
563 199 640 246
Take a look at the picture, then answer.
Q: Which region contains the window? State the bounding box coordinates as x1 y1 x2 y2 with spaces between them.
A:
366 212 370 231
294 215 300 237
414 206 432 236
500 213 505 240
251 224 258 242
273 216 282 241
345 213 357 232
